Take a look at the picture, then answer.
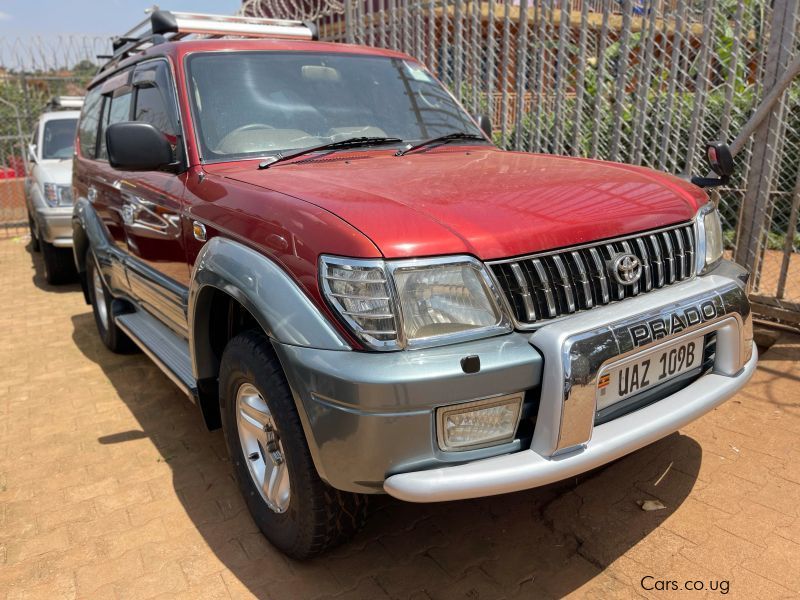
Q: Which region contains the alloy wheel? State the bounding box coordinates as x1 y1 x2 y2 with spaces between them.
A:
236 382 291 513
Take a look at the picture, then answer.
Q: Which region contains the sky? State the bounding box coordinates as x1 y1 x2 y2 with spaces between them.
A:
0 1 242 39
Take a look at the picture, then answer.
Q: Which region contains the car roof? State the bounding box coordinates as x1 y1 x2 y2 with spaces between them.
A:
90 38 414 88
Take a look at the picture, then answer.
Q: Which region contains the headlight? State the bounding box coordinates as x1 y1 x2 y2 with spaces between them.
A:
320 255 510 350
696 203 723 272
43 183 73 207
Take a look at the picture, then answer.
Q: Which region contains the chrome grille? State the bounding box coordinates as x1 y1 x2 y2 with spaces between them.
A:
489 223 696 326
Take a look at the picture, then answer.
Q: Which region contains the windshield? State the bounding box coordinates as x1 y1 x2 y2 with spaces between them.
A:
41 118 78 159
187 51 482 161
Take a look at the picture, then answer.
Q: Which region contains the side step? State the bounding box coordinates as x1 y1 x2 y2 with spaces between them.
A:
115 310 198 401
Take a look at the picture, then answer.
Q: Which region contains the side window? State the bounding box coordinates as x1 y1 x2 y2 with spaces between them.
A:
78 88 102 158
133 62 179 150
97 89 132 161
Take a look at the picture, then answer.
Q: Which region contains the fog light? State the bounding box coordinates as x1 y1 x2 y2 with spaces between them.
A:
436 393 523 451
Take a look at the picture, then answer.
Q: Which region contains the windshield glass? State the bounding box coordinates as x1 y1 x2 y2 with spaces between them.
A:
187 52 482 161
41 118 78 159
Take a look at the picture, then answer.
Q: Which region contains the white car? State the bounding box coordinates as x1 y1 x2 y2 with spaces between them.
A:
25 97 82 284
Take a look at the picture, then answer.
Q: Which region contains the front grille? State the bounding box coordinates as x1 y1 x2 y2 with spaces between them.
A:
489 222 696 326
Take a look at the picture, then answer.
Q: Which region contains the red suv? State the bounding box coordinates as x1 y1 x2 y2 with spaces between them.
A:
73 10 756 558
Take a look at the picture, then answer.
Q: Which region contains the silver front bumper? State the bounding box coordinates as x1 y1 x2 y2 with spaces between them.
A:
35 207 73 246
384 261 756 502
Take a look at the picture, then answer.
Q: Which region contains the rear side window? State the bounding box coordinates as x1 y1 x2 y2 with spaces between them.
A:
78 88 102 158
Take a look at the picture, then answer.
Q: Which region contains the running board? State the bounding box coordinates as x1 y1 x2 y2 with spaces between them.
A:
115 311 198 401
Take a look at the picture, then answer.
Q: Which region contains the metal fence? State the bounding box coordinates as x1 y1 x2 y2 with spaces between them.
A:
2 4 800 325
246 0 800 326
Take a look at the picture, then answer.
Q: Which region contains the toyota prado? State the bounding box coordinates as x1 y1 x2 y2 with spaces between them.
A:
72 10 756 558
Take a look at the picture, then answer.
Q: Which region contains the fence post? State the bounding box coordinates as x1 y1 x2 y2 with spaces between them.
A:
344 1 354 44
733 0 798 285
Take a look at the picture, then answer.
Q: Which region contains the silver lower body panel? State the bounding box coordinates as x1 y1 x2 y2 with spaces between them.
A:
35 208 73 246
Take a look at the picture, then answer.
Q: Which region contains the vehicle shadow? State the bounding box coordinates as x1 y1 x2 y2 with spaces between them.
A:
70 311 703 598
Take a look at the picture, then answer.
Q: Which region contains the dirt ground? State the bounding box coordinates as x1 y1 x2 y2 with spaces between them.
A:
1 235 799 600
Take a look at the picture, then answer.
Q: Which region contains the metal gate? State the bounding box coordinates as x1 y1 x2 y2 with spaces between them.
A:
245 0 800 327
0 36 108 238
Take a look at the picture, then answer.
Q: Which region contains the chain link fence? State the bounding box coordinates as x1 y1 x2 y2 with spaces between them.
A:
0 35 109 237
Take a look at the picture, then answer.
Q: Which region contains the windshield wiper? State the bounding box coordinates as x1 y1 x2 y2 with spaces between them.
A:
257 137 403 169
394 132 489 156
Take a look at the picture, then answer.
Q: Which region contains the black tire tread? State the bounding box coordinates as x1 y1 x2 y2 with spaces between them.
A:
219 330 367 558
41 241 75 285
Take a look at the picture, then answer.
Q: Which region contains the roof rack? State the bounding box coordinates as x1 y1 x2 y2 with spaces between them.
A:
98 9 318 74
46 96 85 110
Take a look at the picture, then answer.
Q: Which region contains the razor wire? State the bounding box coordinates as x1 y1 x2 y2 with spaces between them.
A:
240 0 345 21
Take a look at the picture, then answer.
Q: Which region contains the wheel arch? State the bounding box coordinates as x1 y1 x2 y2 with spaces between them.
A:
188 237 350 433
72 198 109 304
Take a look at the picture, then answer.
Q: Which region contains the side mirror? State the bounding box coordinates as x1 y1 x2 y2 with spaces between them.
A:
706 142 734 178
691 141 734 188
475 114 492 138
28 144 37 164
106 122 176 172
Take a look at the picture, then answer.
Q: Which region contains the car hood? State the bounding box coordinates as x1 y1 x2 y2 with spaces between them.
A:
207 147 707 260
34 159 73 186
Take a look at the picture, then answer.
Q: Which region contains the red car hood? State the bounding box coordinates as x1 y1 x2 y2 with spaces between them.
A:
206 147 707 260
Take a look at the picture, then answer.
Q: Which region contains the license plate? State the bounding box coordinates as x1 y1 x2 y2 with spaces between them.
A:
596 334 704 411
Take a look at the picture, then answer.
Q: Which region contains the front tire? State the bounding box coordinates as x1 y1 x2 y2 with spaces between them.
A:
41 241 75 285
219 330 367 559
86 251 134 353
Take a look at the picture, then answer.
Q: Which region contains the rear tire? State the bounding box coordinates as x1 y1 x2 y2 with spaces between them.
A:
86 251 135 353
219 330 367 559
41 241 75 285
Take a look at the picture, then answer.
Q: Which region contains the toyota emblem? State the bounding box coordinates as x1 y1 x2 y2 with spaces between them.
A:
611 253 642 286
